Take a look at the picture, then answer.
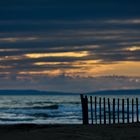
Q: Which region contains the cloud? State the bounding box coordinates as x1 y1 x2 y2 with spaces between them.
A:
0 37 38 43
0 1 140 91
106 19 140 24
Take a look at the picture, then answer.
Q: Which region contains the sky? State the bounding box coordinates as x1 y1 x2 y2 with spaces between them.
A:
0 0 140 93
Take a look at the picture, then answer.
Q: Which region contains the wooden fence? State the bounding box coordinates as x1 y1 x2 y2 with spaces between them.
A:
80 94 139 125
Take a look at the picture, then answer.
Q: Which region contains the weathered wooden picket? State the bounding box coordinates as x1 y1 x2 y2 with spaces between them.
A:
80 94 139 125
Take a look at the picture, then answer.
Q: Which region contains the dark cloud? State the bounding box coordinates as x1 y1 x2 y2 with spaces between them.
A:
0 0 139 22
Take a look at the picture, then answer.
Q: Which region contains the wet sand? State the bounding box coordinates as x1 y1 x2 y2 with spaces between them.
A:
0 123 140 140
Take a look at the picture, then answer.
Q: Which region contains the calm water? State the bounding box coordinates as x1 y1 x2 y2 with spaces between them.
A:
0 95 140 124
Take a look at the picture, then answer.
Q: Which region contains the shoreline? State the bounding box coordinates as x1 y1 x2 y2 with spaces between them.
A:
0 123 140 140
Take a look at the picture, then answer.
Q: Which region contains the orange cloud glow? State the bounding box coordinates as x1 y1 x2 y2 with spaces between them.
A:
18 69 62 77
126 46 140 51
17 61 140 78
24 51 90 58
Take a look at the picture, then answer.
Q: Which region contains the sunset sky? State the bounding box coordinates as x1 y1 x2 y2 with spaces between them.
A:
0 0 140 93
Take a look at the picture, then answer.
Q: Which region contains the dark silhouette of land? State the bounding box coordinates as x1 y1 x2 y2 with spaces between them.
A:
0 89 140 95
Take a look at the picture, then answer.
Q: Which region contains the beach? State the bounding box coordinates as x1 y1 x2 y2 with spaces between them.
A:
0 123 140 140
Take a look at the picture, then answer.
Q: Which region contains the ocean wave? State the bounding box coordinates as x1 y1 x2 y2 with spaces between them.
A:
0 118 34 121
32 104 59 109
26 101 53 105
0 104 59 110
30 113 49 118
25 101 80 106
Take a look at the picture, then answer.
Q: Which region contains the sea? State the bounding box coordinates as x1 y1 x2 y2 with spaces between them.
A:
0 95 82 124
0 95 140 124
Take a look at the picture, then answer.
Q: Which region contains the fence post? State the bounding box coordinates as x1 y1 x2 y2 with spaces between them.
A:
108 98 111 124
80 94 89 125
104 98 106 124
85 96 89 124
90 96 93 124
122 99 125 124
113 98 115 124
127 98 129 123
99 97 102 124
80 94 85 124
118 99 120 124
136 98 139 122
95 97 97 124
132 98 134 123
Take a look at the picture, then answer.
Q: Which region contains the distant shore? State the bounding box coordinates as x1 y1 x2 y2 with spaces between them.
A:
0 123 140 140
0 89 140 96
